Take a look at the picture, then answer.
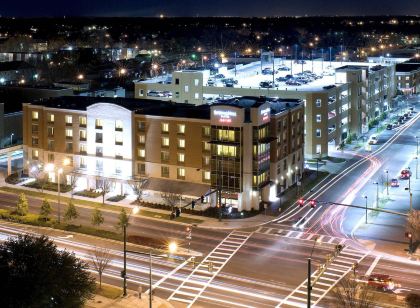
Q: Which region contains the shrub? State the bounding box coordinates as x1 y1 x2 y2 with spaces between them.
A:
75 190 102 198
15 193 28 216
107 195 126 202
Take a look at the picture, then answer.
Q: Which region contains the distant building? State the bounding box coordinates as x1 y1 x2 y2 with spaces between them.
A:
395 58 420 95
0 61 37 85
23 96 303 212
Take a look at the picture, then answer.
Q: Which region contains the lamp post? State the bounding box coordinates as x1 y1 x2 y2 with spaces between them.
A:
364 195 368 224
373 181 379 208
123 206 140 297
45 160 69 224
415 156 418 180
385 169 389 196
307 236 321 308
10 133 14 146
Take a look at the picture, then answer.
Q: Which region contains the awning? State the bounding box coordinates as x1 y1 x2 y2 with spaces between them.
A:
147 177 211 197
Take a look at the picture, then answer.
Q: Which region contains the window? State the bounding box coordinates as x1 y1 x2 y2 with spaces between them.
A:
161 122 169 133
115 120 123 131
65 129 73 139
162 137 170 147
48 153 54 163
80 157 87 169
161 151 169 162
32 149 39 159
315 99 322 107
47 127 54 137
217 129 235 142
32 124 39 134
47 140 54 151
177 168 185 179
95 119 103 129
203 156 210 166
65 115 73 125
115 150 123 159
175 78 179 85
177 153 185 163
194 79 199 86
184 85 189 93
115 133 123 145
203 171 211 181
66 142 73 153
32 137 39 146
316 129 321 137
48 114 55 123
79 116 87 127
316 144 322 154
195 93 199 99
65 156 73 166
32 111 39 120
96 133 103 143
96 147 103 157
178 139 185 148
161 166 169 177
316 114 321 123
202 126 211 137
96 159 103 171
79 130 87 141
138 135 146 144
177 124 185 134
138 121 146 131
216 145 237 157
203 141 211 151
139 89 144 97
79 144 87 154
138 163 146 175
138 149 145 159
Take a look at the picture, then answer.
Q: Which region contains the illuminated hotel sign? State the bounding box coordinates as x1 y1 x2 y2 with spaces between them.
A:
260 107 270 122
213 110 237 124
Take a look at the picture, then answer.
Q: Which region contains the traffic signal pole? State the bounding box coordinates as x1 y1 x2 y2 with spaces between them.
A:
307 258 312 308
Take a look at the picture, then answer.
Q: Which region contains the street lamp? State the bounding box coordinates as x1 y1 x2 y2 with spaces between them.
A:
307 236 321 308
373 181 379 208
10 133 14 146
45 160 69 224
415 156 418 180
123 206 140 297
385 169 389 196
364 195 368 224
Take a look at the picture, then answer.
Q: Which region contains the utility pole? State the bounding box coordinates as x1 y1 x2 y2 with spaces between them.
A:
364 195 368 224
373 181 379 208
307 258 312 308
123 224 127 296
218 187 222 222
385 170 389 196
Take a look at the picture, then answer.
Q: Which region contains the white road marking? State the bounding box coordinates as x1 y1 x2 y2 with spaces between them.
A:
365 255 381 277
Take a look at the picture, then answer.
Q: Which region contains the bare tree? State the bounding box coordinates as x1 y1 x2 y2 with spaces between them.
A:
332 272 376 308
129 176 149 205
90 247 112 289
162 192 181 216
30 167 48 193
68 172 80 199
407 210 420 242
96 177 115 205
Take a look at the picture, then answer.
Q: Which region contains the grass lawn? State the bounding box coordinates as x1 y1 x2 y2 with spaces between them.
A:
0 186 204 224
95 284 122 299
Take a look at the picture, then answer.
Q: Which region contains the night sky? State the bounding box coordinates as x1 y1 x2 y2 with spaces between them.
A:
1 0 419 17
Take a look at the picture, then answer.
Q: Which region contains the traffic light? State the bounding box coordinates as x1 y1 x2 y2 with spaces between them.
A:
191 200 195 209
310 200 316 208
298 199 305 207
120 270 126 278
200 195 204 203
191 53 197 60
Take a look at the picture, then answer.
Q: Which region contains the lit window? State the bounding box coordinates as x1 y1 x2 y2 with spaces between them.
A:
184 85 189 93
178 139 185 148
79 116 87 126
177 124 185 134
178 153 185 162
316 144 321 154
65 115 73 125
32 149 39 159
95 119 103 129
195 93 199 99
48 113 55 123
47 127 54 137
316 114 321 123
202 126 211 137
194 79 199 86
79 144 87 154
216 145 237 157
79 130 87 140
203 171 211 181
203 141 211 151
177 168 185 179
316 129 321 137
65 129 73 138
161 122 169 133
162 137 170 147
138 149 145 158
138 135 146 144
32 111 39 120
115 120 123 131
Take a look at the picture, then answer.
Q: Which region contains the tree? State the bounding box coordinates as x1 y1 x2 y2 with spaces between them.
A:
332 272 376 308
64 201 79 222
96 177 114 205
407 210 420 242
91 207 104 228
15 193 29 216
30 166 49 193
39 198 52 221
116 208 129 233
90 247 112 289
0 234 95 307
162 192 181 216
129 176 149 205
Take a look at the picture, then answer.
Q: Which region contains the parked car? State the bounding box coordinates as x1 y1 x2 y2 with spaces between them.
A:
368 274 395 291
285 80 302 86
276 76 290 82
368 135 378 145
294 60 306 64
277 65 290 71
400 169 412 179
390 178 399 187
259 81 278 88
214 74 225 79
262 68 274 75
386 124 393 130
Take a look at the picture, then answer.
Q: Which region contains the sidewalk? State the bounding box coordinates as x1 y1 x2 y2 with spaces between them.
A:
86 290 174 308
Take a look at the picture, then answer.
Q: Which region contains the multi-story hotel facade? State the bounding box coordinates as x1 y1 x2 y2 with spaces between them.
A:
23 96 303 212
